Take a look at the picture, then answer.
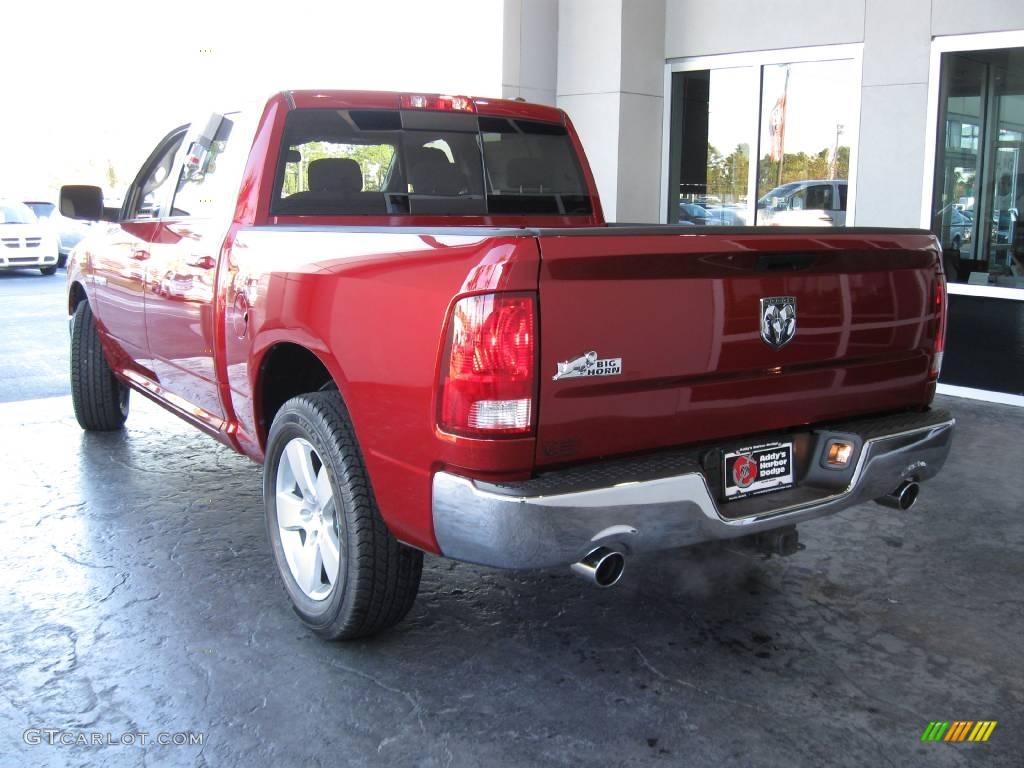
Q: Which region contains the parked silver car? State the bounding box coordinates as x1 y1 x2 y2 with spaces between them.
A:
935 204 973 251
757 179 848 227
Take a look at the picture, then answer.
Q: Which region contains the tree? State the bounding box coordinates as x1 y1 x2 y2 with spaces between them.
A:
106 161 118 191
758 144 851 195
705 143 749 203
281 142 395 195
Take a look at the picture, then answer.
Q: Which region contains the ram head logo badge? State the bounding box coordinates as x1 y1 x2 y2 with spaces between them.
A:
760 296 797 349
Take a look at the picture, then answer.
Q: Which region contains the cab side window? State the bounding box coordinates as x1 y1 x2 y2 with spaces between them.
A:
171 116 237 218
125 131 186 220
802 184 833 211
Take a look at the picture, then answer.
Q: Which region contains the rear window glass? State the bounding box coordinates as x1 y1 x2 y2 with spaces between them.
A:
479 116 592 214
271 108 592 217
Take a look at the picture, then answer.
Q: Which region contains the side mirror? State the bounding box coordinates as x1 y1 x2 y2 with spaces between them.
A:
60 185 104 221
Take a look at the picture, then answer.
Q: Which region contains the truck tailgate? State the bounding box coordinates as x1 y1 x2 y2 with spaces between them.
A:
535 228 942 467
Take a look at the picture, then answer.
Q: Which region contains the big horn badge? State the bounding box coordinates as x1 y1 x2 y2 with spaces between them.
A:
760 296 797 349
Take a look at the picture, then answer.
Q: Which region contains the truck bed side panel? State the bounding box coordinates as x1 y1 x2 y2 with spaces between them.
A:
222 228 540 551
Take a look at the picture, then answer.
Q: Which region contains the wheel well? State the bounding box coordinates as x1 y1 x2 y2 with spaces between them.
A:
259 343 337 440
69 281 87 314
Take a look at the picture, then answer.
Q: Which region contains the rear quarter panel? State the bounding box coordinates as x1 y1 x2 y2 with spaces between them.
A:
222 227 540 551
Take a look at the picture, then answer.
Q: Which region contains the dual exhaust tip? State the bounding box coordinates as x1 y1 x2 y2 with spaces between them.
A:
571 547 625 588
574 481 921 586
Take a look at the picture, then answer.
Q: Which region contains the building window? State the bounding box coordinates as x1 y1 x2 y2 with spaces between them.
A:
931 47 1024 291
666 51 858 228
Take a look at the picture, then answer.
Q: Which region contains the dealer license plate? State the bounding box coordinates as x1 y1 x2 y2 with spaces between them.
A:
722 442 794 500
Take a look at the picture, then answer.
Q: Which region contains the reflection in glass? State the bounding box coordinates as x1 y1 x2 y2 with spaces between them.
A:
932 48 1024 288
668 67 758 226
756 60 855 227
667 57 856 228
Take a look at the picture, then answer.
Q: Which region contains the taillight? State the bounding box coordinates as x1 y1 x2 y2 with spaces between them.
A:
399 94 476 113
439 293 536 437
932 275 947 377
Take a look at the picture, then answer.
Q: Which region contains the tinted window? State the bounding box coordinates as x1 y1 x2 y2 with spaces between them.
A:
479 117 591 214
792 183 833 211
272 109 591 216
24 202 56 219
171 115 241 218
0 202 36 224
126 131 186 220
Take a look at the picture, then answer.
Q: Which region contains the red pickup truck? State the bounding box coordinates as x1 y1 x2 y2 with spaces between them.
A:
62 90 954 640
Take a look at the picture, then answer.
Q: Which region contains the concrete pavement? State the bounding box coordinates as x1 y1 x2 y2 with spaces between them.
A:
0 391 1021 767
0 269 70 402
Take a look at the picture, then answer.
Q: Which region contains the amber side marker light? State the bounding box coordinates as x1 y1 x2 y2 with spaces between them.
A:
825 441 854 467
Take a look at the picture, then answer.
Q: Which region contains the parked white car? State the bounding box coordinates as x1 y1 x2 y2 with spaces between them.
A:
0 201 61 275
757 180 848 227
23 199 92 267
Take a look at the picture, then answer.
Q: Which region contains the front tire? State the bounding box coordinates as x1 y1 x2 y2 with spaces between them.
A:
70 301 129 430
264 391 423 640
40 266 58 276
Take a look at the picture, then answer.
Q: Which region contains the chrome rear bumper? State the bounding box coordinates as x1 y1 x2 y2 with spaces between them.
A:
431 411 955 569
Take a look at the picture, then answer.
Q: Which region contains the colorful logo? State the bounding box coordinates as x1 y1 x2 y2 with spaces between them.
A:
732 455 758 488
921 721 997 742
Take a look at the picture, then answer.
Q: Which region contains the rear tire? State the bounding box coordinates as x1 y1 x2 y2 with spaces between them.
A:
70 301 129 430
264 391 422 640
40 266 58 276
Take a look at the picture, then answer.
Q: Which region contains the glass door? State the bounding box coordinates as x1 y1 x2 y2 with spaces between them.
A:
932 48 1024 288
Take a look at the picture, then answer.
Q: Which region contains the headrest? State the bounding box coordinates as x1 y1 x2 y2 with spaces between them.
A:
409 148 465 195
307 158 363 194
506 157 548 190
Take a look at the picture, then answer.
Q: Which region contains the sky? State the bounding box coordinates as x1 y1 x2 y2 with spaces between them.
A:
1 0 503 199
706 58 859 158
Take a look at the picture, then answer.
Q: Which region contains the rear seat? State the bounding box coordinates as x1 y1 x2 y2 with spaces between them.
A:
277 157 388 215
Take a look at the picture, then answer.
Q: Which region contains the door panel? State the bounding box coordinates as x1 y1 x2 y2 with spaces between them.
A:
89 221 154 374
145 219 227 425
139 111 249 428
89 127 187 379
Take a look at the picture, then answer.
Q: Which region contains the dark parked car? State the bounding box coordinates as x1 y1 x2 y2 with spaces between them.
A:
678 202 711 224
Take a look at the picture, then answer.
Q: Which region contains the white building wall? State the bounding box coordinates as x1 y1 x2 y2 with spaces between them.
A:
555 0 665 221
503 0 560 105
557 0 626 217
501 0 1024 226
664 0 864 58
930 0 1024 36
616 1 666 222
856 0 932 226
